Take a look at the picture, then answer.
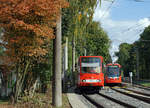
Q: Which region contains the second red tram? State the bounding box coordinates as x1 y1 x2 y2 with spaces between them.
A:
105 63 122 84
76 56 104 92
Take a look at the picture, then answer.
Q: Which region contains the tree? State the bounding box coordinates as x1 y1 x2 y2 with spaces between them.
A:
86 21 111 62
62 0 103 84
115 25 150 79
137 26 150 79
75 21 111 63
0 0 68 103
115 43 133 77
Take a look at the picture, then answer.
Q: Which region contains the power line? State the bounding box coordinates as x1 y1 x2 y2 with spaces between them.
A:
127 0 150 2
131 0 144 2
140 39 150 42
120 17 150 34
100 0 116 19
111 39 131 43
122 25 144 34
101 0 150 33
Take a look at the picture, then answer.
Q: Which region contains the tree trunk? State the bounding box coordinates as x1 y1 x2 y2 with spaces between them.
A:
14 60 30 103
52 13 62 107
29 78 38 98
14 66 21 103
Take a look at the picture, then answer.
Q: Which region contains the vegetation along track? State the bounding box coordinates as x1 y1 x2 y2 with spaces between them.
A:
111 88 150 104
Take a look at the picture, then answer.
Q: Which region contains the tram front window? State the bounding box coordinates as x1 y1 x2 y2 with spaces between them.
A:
81 67 100 73
81 57 101 73
107 67 120 77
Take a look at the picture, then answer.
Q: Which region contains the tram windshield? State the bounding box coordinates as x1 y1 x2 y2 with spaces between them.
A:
106 66 120 77
81 57 101 73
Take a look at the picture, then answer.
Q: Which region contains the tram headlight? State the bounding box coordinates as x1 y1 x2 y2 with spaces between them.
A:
97 80 101 82
82 80 86 82
82 79 101 82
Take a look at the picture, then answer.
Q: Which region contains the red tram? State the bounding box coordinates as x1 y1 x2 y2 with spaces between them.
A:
105 63 122 85
76 56 104 92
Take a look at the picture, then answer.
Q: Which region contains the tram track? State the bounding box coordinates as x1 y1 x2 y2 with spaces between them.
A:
111 87 150 104
123 81 150 90
74 83 150 108
97 92 136 108
123 88 150 97
133 84 150 91
82 94 105 108
82 91 139 108
74 86 150 108
82 93 136 108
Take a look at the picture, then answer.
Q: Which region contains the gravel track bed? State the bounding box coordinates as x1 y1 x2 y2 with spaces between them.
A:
78 94 97 108
125 82 150 90
100 89 150 108
68 87 96 108
133 84 150 91
84 93 124 108
123 87 150 96
115 88 150 98
121 82 150 93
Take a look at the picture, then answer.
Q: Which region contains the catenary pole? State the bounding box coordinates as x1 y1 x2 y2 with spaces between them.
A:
136 48 139 80
53 13 62 107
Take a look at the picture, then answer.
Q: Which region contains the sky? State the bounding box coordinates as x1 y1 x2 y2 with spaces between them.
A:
93 0 150 62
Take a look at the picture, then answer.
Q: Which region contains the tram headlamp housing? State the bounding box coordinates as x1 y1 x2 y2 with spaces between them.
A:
97 80 101 82
82 79 101 82
82 80 86 82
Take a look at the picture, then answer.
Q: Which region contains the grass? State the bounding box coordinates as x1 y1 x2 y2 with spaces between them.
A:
62 93 71 108
0 85 71 108
0 100 9 105
135 80 150 87
140 82 150 87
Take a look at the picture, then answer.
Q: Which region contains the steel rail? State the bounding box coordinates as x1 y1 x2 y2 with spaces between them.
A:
98 93 136 108
111 88 150 104
123 88 150 97
82 94 104 108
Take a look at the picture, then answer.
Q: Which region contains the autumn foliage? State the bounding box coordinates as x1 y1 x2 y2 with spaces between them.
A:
0 0 68 60
0 0 68 102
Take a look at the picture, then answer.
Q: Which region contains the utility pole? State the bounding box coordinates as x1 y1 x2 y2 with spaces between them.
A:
136 47 139 80
65 37 68 73
72 36 75 85
84 48 86 56
52 13 62 107
62 37 68 91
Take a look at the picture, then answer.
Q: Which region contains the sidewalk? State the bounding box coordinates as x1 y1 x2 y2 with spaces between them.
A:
67 87 88 108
